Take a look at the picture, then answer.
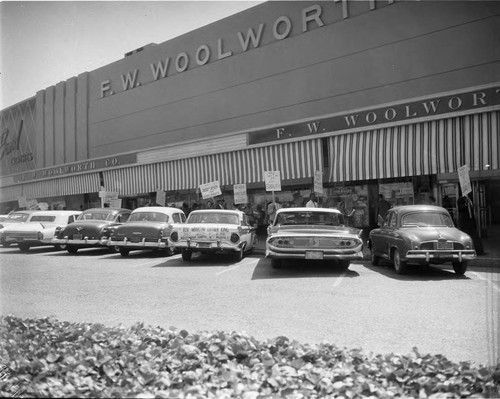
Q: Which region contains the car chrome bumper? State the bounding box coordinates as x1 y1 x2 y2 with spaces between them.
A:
108 239 170 249
266 248 364 260
172 240 241 252
406 250 476 262
52 238 102 246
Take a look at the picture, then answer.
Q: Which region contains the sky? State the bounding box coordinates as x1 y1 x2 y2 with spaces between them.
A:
0 1 263 109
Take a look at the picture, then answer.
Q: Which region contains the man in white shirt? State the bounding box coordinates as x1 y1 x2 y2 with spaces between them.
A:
267 197 281 223
305 193 318 208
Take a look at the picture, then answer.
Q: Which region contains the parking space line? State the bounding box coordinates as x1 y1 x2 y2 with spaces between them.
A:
215 265 241 275
332 270 346 287
471 272 500 293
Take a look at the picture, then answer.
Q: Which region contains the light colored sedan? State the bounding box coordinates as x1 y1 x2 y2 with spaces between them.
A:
0 210 82 252
169 209 257 261
266 207 364 270
106 207 186 257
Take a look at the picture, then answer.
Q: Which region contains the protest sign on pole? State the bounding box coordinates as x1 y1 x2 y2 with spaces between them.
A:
17 196 28 209
264 171 281 192
233 183 248 205
314 170 324 194
156 190 166 206
199 181 222 200
458 164 472 196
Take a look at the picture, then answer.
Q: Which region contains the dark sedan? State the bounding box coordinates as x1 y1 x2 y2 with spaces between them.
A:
52 208 131 253
368 205 476 275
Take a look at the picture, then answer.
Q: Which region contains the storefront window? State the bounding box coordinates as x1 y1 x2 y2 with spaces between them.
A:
324 185 369 228
379 182 414 207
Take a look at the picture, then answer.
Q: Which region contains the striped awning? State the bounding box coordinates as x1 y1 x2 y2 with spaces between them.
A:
155 139 324 191
0 172 101 202
102 164 157 196
328 111 499 182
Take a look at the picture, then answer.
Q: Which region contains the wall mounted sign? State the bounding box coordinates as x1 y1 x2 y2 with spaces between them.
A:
12 153 137 183
248 86 500 145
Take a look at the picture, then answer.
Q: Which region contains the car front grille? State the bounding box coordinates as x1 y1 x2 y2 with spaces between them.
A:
420 241 465 250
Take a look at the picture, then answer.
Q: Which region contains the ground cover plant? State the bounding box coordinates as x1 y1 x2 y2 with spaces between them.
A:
1 315 499 398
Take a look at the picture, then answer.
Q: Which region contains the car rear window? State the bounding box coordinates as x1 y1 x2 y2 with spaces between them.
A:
187 213 239 224
129 212 169 223
401 212 454 227
275 211 343 226
78 212 115 221
30 216 56 222
7 213 30 222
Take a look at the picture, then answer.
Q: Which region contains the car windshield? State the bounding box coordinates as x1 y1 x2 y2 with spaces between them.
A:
30 215 56 222
78 211 115 221
401 212 454 227
275 211 344 226
128 212 169 223
187 213 239 224
7 213 30 222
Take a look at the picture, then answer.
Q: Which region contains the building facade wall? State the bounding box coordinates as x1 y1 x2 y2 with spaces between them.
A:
0 0 499 232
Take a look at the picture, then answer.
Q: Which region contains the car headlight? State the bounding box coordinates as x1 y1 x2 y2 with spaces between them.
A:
170 231 179 242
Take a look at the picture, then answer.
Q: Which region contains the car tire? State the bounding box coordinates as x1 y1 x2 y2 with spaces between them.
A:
271 258 282 269
67 245 78 254
453 261 467 275
235 245 245 262
120 248 130 257
18 243 30 253
393 249 407 274
337 260 350 271
108 245 120 253
182 249 192 261
370 246 380 266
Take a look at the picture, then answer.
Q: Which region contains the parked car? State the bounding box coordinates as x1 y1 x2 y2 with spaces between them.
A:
266 207 364 269
169 209 257 261
0 210 82 252
52 208 132 253
106 207 186 257
0 210 38 247
368 205 476 275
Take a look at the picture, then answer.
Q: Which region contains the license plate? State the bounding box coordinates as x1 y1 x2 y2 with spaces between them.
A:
305 250 323 260
437 242 453 250
73 234 82 240
198 242 211 248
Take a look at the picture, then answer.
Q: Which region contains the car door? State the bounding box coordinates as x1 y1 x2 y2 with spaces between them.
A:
372 211 395 258
240 214 255 249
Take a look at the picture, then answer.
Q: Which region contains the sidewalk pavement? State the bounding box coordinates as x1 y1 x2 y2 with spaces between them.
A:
253 232 500 267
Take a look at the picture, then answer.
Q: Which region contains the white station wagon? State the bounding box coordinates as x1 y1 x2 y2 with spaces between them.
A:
0 210 82 252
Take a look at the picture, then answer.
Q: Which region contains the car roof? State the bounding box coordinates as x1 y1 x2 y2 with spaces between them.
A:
83 208 130 213
276 207 342 214
189 209 243 215
390 205 448 213
30 210 82 215
131 206 183 215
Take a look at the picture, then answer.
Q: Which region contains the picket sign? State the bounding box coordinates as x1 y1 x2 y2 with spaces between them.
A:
199 181 222 200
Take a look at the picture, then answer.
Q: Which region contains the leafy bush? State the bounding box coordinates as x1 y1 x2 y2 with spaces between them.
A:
1 315 499 398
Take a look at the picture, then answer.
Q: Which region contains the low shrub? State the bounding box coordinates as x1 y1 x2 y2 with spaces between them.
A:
1 315 498 398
